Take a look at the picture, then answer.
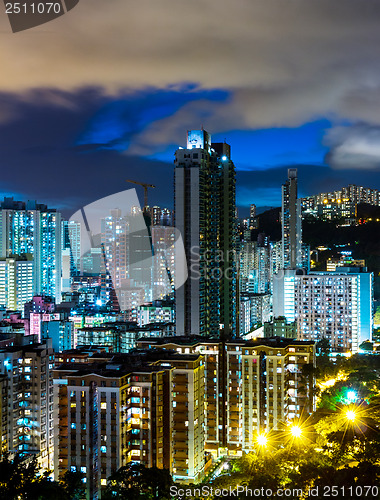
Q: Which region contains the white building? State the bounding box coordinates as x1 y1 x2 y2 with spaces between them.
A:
61 220 81 275
273 267 373 353
0 257 34 311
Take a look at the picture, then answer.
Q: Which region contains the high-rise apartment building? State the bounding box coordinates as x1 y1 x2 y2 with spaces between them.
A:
101 209 128 291
148 206 174 227
151 226 176 300
0 342 54 471
174 130 237 337
62 220 81 276
0 198 62 302
239 239 271 294
137 301 174 326
0 255 34 310
273 267 373 353
0 374 8 460
281 169 302 269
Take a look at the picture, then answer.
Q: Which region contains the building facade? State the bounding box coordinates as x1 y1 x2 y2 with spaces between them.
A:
273 268 373 353
0 342 54 471
137 337 316 457
0 256 34 311
54 350 206 498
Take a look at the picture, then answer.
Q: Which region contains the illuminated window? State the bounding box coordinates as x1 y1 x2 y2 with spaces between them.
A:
101 402 107 409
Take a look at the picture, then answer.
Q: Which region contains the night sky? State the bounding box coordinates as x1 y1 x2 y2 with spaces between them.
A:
1 0 380 217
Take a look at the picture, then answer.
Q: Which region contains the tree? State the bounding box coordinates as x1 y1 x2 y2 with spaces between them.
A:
0 453 67 499
103 462 173 500
60 471 86 500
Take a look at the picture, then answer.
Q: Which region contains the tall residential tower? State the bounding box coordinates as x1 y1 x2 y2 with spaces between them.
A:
174 130 237 337
0 198 62 303
281 168 302 269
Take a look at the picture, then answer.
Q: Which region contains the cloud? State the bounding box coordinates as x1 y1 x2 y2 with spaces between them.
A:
325 125 380 170
1 0 380 132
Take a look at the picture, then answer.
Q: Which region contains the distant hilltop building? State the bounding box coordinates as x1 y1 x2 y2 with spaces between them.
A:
301 184 380 219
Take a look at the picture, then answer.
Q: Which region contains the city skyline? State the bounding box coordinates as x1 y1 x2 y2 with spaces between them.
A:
1 2 380 495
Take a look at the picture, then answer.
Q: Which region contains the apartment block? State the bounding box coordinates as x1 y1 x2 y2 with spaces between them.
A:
54 349 205 498
137 337 315 457
273 268 373 353
0 256 34 311
0 342 54 471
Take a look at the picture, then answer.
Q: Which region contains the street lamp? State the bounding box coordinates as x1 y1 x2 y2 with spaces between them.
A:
345 409 357 422
290 425 302 438
256 433 268 447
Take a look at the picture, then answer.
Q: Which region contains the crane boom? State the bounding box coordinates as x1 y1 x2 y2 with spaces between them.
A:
126 179 156 209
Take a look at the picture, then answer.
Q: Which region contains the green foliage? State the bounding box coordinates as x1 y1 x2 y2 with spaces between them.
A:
374 306 380 325
0 454 67 500
0 454 87 500
102 462 173 500
60 471 86 500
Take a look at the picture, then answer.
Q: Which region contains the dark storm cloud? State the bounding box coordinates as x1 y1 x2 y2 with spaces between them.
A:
2 0 380 134
0 88 179 216
1 87 380 218
1 0 380 207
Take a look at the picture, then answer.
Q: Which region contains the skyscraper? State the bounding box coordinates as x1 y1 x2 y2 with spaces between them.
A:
61 220 81 275
0 198 62 302
174 130 236 337
281 169 302 269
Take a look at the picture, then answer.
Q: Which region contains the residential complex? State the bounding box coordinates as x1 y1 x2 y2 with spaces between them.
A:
281 169 302 269
0 255 34 310
301 184 380 211
0 133 378 497
137 337 316 455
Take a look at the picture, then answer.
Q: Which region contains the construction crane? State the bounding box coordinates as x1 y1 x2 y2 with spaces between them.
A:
126 179 156 209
